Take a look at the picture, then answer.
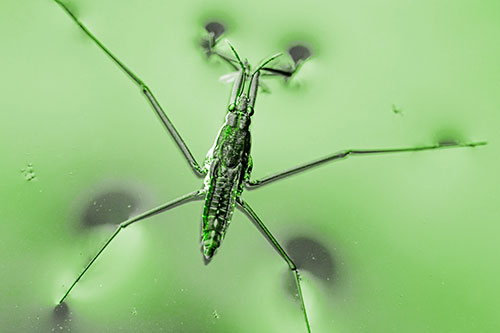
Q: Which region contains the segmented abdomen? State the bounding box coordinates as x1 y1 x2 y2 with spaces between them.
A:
201 166 240 261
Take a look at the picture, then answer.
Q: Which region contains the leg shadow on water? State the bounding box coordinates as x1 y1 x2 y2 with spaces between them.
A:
80 189 141 228
51 302 72 332
282 235 337 302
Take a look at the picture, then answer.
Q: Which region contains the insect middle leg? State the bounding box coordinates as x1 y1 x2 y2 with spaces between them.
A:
58 190 204 304
54 0 206 177
236 198 311 333
246 141 487 189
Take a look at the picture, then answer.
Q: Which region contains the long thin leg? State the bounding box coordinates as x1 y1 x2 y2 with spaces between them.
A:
246 141 487 189
200 31 239 71
261 66 297 78
54 1 205 177
236 198 311 333
59 190 204 304
203 35 299 79
206 46 294 79
206 44 240 71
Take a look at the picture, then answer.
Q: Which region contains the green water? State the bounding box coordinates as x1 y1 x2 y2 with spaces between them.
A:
1 0 499 332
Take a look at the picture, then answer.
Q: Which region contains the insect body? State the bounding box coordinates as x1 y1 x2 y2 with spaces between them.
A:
201 106 251 261
202 51 277 262
54 1 486 332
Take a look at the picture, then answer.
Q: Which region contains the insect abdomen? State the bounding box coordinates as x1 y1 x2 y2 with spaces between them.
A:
201 166 240 262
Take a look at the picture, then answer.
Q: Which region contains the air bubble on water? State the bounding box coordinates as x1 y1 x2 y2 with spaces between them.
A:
21 163 37 181
392 104 403 115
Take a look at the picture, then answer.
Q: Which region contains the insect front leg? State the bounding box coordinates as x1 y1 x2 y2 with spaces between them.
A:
58 190 204 304
200 25 239 71
259 44 312 79
236 198 311 333
246 141 487 189
53 0 206 177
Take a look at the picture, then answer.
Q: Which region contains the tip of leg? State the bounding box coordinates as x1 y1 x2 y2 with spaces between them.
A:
53 302 69 316
460 141 488 148
56 296 67 306
52 301 72 330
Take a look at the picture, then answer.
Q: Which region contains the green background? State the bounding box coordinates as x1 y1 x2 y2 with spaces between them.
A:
1 0 498 332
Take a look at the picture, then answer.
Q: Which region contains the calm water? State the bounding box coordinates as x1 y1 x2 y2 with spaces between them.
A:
1 0 498 331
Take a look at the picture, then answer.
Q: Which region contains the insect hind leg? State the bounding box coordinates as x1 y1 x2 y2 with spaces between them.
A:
58 190 203 305
236 198 311 333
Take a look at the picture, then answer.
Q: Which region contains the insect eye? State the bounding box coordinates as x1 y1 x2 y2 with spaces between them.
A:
246 106 254 116
228 104 236 111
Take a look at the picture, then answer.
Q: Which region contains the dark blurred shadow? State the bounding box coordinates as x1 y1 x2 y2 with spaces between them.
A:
433 127 469 147
438 139 459 146
81 189 139 228
200 20 226 55
286 236 335 283
51 302 72 331
282 235 336 301
288 44 312 65
205 21 226 40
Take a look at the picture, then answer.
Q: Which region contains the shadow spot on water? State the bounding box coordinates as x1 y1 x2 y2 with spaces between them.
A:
200 20 226 56
52 302 72 331
81 190 139 228
288 44 312 65
287 236 335 282
282 235 336 301
205 21 226 40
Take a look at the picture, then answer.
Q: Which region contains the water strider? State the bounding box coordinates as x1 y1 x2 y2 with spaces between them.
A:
54 1 486 331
